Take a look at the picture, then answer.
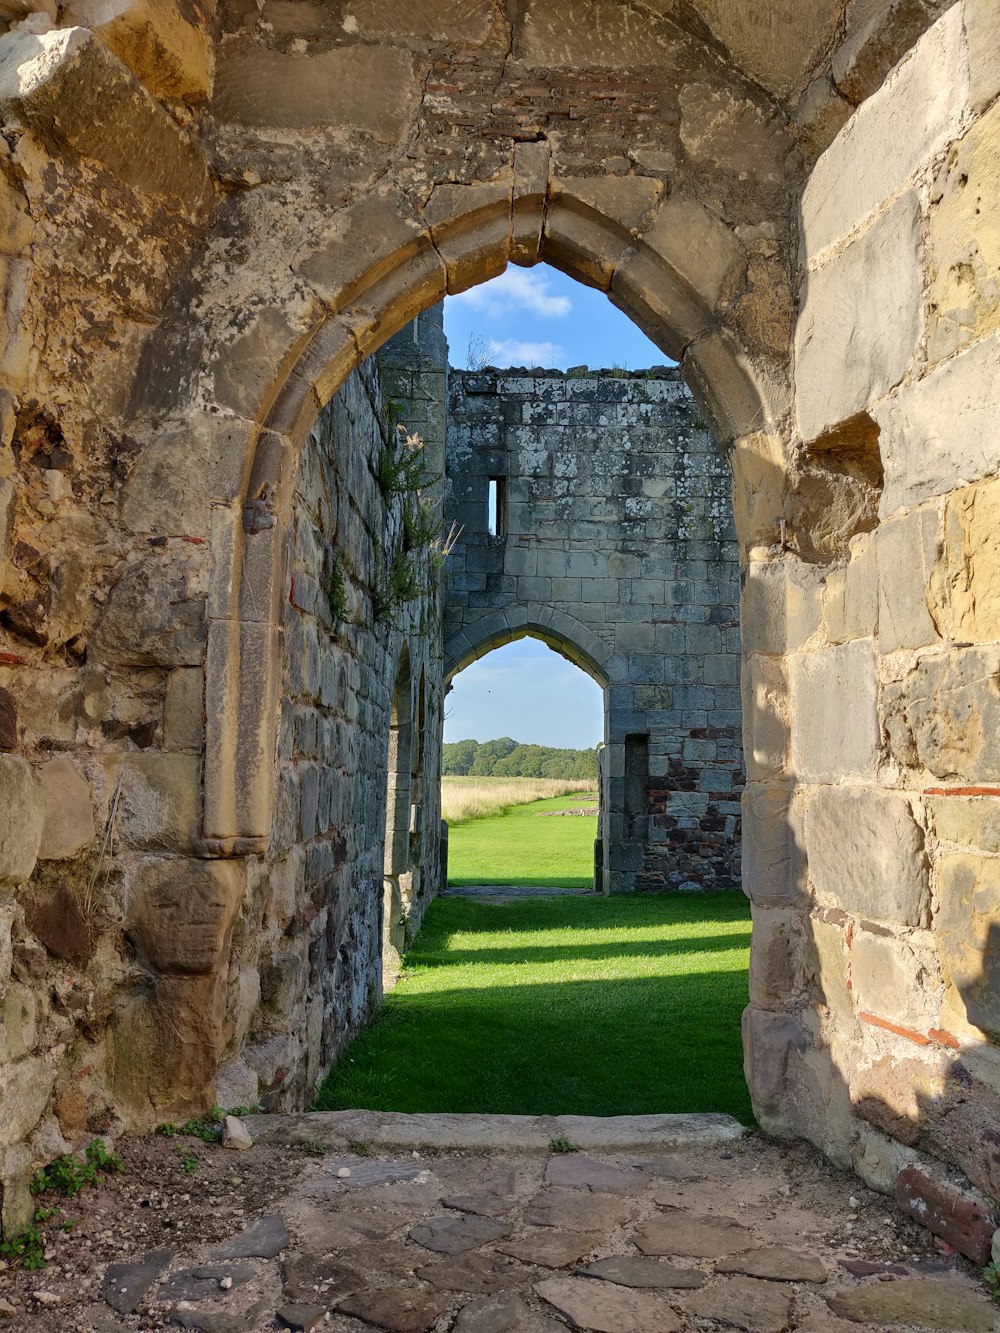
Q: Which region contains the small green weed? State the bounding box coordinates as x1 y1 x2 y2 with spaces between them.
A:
548 1137 580 1154
983 1261 1000 1305
347 1140 373 1157
2 1140 122 1270
155 1108 224 1143
295 1137 328 1158
378 431 436 496
178 1152 200 1174
327 558 349 623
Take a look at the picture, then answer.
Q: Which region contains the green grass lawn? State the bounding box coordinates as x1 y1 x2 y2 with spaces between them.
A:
314 892 753 1123
448 791 598 888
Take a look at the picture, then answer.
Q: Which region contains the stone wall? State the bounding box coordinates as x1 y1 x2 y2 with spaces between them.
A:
443 366 742 892
0 0 994 1252
742 3 1000 1238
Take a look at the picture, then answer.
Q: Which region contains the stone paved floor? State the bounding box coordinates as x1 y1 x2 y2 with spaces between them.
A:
11 1112 997 1333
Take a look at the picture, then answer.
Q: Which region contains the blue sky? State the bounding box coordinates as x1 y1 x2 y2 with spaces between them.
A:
444 638 604 749
444 263 666 371
442 264 660 750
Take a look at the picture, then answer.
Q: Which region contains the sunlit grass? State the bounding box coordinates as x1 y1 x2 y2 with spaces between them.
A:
447 791 598 888
441 776 595 825
314 892 752 1121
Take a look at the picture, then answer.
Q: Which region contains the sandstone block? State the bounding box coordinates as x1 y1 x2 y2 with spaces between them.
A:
789 640 879 782
875 330 1000 515
639 196 745 313
37 756 95 861
24 884 91 966
876 506 943 653
936 853 1000 1041
741 783 807 907
102 754 201 853
690 0 839 96
930 794 1000 851
796 191 923 443
966 0 1000 114
742 1005 809 1124
0 26 212 217
682 328 778 446
850 927 940 1030
122 417 251 538
927 99 1000 362
749 907 803 1011
823 533 877 644
885 647 1000 781
805 786 929 926
742 557 824 656
164 667 203 751
833 0 946 105
0 754 42 886
64 0 214 102
827 1275 996 1331
806 917 853 1026
944 477 1000 642
535 1276 682 1332
111 973 225 1120
545 175 662 290
127 858 244 974
801 5 967 257
0 1051 53 1150
93 548 206 668
343 0 492 43
517 1 684 68
211 40 419 139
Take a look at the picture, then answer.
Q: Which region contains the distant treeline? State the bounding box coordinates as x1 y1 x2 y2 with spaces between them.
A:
443 737 599 780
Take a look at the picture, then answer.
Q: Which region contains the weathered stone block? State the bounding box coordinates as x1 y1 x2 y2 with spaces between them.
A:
851 927 940 1030
742 1005 809 1132
796 191 923 443
749 907 804 1011
127 858 244 975
806 916 853 1026
741 783 807 907
885 647 1000 781
211 40 419 139
122 417 251 538
927 99 1000 362
164 668 203 752
0 26 212 217
936 853 1000 1042
639 196 745 313
789 640 879 782
930 794 1000 852
690 0 840 96
0 755 42 887
741 655 788 781
517 0 685 68
93 549 206 668
875 330 1000 516
944 477 1000 643
966 0 1000 115
545 175 662 289
24 884 91 967
0 1051 53 1150
876 506 943 653
823 533 877 644
336 0 491 43
742 558 824 656
37 757 95 861
801 5 967 257
102 754 201 853
65 0 214 102
805 786 929 926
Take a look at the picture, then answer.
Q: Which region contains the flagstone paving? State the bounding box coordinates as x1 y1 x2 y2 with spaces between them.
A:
3 1112 997 1331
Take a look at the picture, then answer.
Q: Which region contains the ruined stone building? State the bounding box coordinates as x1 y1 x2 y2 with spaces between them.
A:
0 0 998 1257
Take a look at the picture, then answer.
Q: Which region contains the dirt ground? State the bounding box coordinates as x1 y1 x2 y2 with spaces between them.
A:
0 1117 996 1332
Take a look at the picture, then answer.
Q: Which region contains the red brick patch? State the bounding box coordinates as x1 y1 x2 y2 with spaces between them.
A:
896 1164 998 1265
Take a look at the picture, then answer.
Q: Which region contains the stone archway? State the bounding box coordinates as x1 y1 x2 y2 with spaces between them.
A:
0 1 995 1245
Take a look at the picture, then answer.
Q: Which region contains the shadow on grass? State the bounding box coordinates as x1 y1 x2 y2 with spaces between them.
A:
315 968 752 1123
418 931 751 967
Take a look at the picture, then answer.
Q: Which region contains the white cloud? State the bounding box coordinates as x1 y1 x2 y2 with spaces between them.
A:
451 267 572 319
487 338 564 367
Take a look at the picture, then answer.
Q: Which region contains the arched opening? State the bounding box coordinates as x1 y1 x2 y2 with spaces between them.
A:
443 636 605 895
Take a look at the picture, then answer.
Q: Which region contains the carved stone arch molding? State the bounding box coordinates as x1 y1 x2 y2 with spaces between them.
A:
200 173 787 853
444 603 616 690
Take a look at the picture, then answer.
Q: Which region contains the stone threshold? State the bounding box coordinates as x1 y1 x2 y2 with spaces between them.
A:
241 1109 747 1152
